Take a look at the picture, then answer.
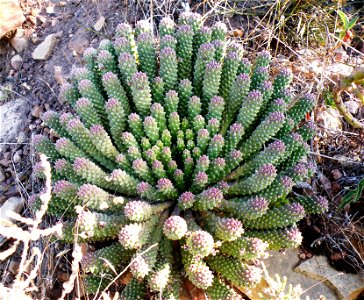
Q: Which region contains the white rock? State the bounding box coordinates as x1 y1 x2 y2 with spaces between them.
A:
94 16 105 32
317 107 343 131
295 255 364 300
32 34 59 61
10 54 22 70
46 6 54 14
344 100 360 115
0 98 30 152
0 197 24 225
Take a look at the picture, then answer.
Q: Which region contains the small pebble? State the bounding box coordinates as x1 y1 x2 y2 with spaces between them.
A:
345 100 360 115
10 55 23 70
94 17 105 32
31 106 42 118
13 150 22 164
29 124 36 130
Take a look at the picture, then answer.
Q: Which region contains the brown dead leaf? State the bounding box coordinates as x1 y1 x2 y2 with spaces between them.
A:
181 278 206 300
57 272 70 282
119 270 133 285
80 243 88 256
230 29 244 38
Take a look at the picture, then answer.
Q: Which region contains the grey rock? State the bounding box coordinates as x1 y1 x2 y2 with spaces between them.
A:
32 34 59 60
0 98 30 152
295 255 364 300
244 250 338 300
0 196 23 225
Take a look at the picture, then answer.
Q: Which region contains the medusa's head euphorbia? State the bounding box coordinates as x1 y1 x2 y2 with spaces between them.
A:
33 12 328 299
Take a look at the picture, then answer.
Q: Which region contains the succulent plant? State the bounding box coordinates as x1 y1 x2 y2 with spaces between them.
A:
33 12 327 299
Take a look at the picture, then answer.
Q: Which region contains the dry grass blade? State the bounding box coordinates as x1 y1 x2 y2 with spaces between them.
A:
0 154 66 299
58 243 83 299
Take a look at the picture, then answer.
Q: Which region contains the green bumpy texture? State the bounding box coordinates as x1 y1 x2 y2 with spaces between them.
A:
33 12 322 299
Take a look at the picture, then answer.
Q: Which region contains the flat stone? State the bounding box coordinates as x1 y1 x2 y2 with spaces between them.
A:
10 30 28 53
94 16 105 32
295 255 364 300
0 98 30 152
0 196 23 225
0 0 25 38
32 34 59 60
344 100 360 115
242 250 337 300
10 54 22 70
